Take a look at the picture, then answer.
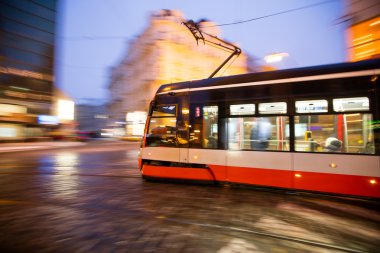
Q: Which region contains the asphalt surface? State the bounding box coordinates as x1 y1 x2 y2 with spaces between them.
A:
0 140 379 253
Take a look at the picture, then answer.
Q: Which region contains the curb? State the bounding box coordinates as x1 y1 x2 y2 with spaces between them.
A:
0 142 86 153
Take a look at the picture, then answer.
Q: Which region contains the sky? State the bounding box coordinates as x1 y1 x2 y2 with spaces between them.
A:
56 0 347 104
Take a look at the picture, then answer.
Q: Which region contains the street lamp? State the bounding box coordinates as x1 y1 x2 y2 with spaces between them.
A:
264 52 289 63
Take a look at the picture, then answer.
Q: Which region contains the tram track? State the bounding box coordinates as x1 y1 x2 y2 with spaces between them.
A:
157 216 368 253
0 170 377 252
0 191 369 253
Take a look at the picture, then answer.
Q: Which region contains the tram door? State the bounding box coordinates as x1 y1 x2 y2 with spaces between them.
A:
176 93 190 164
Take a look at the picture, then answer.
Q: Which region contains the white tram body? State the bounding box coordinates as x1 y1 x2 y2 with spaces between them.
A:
139 60 380 198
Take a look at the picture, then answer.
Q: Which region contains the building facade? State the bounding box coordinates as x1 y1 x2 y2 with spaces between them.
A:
344 0 380 61
0 0 59 141
76 103 108 134
108 10 249 137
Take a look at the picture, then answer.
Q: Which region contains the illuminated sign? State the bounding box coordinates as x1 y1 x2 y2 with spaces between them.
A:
333 97 369 112
349 16 380 61
259 102 287 114
296 100 328 113
57 99 75 121
230 104 255 115
38 115 59 125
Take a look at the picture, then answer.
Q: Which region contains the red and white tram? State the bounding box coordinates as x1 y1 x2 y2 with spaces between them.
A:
138 59 380 198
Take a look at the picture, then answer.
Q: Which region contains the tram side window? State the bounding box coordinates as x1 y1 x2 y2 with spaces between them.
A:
189 105 218 149
146 105 177 147
228 116 290 151
294 113 375 154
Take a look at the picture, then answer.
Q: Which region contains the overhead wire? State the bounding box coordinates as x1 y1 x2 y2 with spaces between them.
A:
60 0 338 74
201 0 337 28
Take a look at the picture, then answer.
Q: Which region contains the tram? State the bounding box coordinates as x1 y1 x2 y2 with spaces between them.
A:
138 59 380 198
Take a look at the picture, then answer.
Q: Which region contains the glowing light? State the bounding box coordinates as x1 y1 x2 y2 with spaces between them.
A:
353 34 372 41
353 38 373 46
369 20 380 26
329 163 338 168
57 99 75 121
182 108 189 114
369 179 377 185
193 155 198 159
355 49 375 56
126 111 147 136
355 42 373 49
295 173 302 178
264 53 289 63
100 132 113 137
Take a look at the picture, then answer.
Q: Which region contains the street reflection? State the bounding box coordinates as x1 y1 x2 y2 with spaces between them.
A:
50 152 80 198
54 152 79 172
218 238 261 253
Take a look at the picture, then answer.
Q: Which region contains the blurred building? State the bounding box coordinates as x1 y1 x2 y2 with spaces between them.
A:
108 9 249 138
344 0 380 61
0 0 70 141
76 103 108 135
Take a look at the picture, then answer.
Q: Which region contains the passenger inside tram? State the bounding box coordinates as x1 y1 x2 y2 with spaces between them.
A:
324 137 342 152
250 118 272 150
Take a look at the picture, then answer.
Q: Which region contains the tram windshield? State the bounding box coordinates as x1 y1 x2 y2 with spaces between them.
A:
146 105 177 147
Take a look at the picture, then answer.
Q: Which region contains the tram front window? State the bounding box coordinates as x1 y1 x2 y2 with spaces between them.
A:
294 113 375 154
146 118 177 147
146 105 177 147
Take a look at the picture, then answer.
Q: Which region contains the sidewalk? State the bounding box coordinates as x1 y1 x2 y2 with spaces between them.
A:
0 141 86 153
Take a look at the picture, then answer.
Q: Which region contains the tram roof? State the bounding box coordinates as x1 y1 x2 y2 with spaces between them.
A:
156 59 380 95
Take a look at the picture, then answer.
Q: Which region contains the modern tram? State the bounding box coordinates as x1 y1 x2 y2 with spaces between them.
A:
138 59 380 198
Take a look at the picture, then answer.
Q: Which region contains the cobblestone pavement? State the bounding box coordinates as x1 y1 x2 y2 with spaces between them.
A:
0 141 379 253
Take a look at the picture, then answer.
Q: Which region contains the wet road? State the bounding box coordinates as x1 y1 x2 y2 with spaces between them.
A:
0 140 379 253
